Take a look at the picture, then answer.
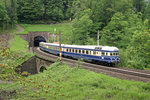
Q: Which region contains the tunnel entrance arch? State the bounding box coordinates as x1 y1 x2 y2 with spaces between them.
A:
28 32 50 47
40 66 47 72
34 36 46 47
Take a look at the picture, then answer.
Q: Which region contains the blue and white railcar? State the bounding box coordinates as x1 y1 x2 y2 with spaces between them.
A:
39 42 119 64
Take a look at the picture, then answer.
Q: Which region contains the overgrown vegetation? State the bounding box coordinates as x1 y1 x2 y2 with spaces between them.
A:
1 62 150 99
0 35 33 81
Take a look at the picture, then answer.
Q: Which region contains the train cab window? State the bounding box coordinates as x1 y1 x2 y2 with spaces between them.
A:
102 52 105 55
116 53 118 56
110 53 112 56
113 53 115 56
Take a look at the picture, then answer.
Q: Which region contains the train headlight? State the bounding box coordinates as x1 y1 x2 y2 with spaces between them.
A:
102 57 104 59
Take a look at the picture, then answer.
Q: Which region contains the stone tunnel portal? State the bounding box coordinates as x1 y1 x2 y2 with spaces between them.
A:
34 36 46 47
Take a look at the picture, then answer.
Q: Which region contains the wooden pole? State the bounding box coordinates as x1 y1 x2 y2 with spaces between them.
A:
59 31 62 61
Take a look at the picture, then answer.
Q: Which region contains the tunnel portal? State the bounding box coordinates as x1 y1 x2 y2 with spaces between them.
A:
34 36 46 47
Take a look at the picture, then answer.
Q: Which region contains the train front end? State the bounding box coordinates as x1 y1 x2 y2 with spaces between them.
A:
99 46 119 65
107 47 119 65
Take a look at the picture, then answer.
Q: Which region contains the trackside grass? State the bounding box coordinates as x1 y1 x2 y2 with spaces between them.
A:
1 61 150 100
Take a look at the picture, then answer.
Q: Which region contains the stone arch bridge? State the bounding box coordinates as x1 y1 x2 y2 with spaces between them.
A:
17 31 59 74
17 56 55 74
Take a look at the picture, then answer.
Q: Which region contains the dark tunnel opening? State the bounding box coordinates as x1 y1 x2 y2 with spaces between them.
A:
34 36 46 47
40 66 47 72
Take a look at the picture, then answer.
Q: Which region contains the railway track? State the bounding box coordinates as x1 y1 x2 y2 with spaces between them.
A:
34 47 150 82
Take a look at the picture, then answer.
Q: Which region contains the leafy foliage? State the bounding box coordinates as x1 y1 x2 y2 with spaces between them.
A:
17 0 74 23
126 29 150 69
0 0 17 32
0 35 33 81
71 0 150 69
72 9 93 44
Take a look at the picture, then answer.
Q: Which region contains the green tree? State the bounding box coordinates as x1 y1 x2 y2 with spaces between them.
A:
126 29 150 69
72 9 93 45
133 0 146 13
71 0 134 42
17 0 44 23
100 10 144 48
144 3 150 26
0 0 10 31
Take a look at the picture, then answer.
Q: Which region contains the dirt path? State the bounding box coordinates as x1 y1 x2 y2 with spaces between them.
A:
0 80 13 84
16 24 24 33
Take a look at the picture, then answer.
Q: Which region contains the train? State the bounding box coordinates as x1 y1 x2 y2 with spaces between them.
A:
39 42 119 66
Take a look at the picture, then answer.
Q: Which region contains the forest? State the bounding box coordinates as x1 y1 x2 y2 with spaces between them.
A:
0 0 150 69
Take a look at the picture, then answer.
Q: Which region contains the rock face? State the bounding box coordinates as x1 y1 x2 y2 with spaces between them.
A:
0 34 13 47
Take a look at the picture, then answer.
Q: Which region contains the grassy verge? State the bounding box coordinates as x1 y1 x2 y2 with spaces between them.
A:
19 23 72 44
1 61 150 100
20 23 71 34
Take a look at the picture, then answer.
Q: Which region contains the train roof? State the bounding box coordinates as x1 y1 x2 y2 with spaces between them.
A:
40 42 119 51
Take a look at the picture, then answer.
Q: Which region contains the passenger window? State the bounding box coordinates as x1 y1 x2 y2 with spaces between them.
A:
79 50 81 53
89 51 91 55
97 52 99 54
106 52 108 56
93 51 96 55
76 49 78 53
72 49 74 52
82 50 85 54
102 52 105 55
86 51 88 54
